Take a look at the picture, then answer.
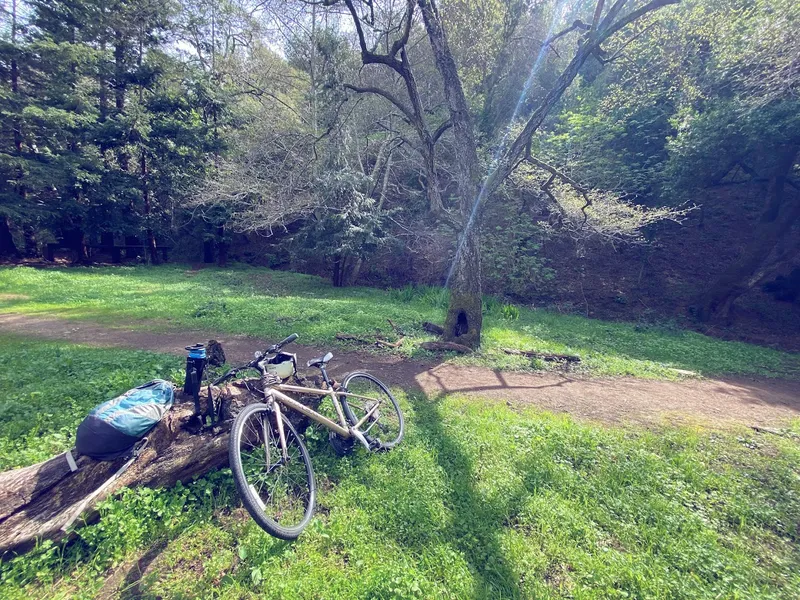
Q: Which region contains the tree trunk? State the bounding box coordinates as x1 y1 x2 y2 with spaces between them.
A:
442 226 483 347
217 224 228 267
114 31 129 172
332 255 345 287
697 146 799 321
64 228 89 264
140 152 159 265
0 400 222 556
345 255 363 287
203 238 215 263
23 225 38 258
417 0 484 347
0 381 319 556
0 216 20 259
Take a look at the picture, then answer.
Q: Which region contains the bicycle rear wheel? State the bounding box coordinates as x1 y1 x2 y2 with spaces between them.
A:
228 403 315 540
340 372 404 450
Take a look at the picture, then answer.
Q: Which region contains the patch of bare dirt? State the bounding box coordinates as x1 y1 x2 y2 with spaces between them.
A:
1 312 798 428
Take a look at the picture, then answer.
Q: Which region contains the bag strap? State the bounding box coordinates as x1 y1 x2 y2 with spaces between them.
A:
60 437 150 533
64 449 79 472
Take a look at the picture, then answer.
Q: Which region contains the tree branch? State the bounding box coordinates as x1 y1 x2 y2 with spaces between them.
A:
343 0 404 71
591 0 606 30
524 153 593 222
432 119 452 144
543 20 590 47
388 0 415 58
343 83 416 125
597 0 679 45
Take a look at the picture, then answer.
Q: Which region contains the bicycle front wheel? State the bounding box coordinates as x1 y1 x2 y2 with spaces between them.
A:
340 372 404 450
228 403 316 540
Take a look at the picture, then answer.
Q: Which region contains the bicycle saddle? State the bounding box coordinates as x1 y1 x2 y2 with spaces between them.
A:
307 352 333 368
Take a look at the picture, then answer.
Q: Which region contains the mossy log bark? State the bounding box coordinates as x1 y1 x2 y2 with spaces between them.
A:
0 379 319 556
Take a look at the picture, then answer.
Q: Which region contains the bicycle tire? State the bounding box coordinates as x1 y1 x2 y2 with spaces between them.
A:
228 403 316 540
340 372 404 450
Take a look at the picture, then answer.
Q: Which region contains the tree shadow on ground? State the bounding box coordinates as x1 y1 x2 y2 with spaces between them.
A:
397 390 525 597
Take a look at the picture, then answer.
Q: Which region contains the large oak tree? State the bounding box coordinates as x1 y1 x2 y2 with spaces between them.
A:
331 0 680 346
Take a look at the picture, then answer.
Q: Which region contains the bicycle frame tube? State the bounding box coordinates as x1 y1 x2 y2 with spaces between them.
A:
269 383 385 439
272 401 289 461
269 386 351 437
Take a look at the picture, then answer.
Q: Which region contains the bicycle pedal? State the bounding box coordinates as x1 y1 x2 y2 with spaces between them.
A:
349 427 372 451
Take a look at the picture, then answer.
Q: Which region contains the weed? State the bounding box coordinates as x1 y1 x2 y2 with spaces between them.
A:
501 304 520 321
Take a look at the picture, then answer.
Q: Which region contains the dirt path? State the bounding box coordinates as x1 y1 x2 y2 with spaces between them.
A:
1 312 798 428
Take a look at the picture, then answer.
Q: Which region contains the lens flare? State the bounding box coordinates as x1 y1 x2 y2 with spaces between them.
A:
443 0 578 293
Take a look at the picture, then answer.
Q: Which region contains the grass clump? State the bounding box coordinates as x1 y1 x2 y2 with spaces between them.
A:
0 264 798 380
1 339 799 598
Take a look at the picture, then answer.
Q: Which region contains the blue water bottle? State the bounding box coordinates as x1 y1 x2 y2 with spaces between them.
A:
184 344 207 418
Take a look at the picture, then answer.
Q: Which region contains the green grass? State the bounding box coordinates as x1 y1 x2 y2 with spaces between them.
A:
0 264 798 380
1 338 799 599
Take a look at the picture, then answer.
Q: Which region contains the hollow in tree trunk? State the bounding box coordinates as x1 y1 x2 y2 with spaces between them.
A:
443 227 482 348
697 145 799 321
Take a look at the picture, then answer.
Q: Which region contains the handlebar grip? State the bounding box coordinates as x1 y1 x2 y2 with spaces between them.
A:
277 333 298 348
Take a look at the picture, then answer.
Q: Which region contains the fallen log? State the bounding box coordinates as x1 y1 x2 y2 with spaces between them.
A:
335 332 404 349
750 425 800 439
421 341 472 354
422 321 445 336
0 378 319 556
501 348 581 363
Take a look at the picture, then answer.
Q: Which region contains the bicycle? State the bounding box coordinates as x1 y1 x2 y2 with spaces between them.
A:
213 333 404 540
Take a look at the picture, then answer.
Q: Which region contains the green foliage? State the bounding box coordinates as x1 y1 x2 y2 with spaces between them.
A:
0 0 223 253
481 218 555 301
1 264 798 380
542 0 800 204
0 336 178 470
1 340 799 598
501 303 520 321
292 170 393 286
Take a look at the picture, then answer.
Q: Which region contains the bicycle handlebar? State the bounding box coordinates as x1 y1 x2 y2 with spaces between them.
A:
278 332 299 347
211 333 299 385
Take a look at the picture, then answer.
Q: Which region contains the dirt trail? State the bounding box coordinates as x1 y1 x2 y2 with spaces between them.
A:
1 312 798 428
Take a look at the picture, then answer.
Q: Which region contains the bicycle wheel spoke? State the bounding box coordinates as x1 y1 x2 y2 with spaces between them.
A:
341 374 404 450
232 406 314 537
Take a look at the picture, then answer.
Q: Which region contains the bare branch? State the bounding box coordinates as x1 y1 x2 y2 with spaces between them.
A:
344 83 416 125
387 0 415 58
596 0 629 32
597 0 679 45
595 22 657 64
591 0 606 30
543 19 590 47
432 119 452 144
342 0 404 71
